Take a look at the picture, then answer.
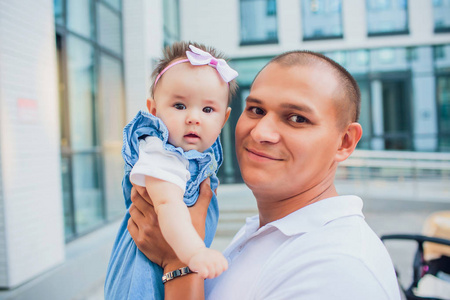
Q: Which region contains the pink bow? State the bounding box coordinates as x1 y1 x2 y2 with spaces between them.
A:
186 45 238 83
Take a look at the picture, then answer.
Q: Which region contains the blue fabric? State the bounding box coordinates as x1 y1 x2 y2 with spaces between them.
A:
105 111 221 300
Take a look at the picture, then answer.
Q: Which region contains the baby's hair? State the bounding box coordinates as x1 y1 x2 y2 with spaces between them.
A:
150 41 238 104
267 50 361 128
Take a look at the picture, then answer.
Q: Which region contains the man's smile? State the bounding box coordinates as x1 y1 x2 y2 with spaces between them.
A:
245 147 283 161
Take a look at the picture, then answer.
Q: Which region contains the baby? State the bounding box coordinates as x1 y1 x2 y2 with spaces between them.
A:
105 41 238 299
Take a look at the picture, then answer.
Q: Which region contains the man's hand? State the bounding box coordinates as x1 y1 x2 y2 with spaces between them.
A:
127 178 213 270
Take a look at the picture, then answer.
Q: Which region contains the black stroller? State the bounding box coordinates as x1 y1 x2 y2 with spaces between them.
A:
381 212 450 300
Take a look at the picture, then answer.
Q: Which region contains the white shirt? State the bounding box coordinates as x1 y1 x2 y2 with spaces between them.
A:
130 136 190 192
205 195 401 300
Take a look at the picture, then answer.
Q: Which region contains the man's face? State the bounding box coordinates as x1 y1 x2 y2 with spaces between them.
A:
235 62 345 200
152 62 230 152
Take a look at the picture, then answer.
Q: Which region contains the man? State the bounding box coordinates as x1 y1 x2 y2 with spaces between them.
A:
127 50 401 299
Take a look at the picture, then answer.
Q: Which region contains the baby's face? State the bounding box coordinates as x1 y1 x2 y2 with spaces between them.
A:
151 61 230 152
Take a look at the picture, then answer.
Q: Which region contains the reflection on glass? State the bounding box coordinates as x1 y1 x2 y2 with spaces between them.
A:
99 54 125 219
72 153 104 233
67 0 93 38
366 0 408 35
240 0 278 45
163 0 180 46
433 0 450 32
103 0 121 11
370 47 408 72
382 79 411 150
97 3 122 54
66 36 96 151
356 80 372 149
54 0 64 25
61 156 75 240
437 76 450 151
301 0 343 40
434 45 450 70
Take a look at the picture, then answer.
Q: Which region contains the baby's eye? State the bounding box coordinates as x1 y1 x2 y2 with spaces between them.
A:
288 115 307 123
250 107 264 115
203 107 213 113
174 103 186 110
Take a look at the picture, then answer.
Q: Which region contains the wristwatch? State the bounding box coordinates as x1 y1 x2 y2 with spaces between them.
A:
162 266 193 284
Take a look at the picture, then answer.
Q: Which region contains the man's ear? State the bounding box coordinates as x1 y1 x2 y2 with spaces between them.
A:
222 107 232 128
146 98 157 116
335 123 363 162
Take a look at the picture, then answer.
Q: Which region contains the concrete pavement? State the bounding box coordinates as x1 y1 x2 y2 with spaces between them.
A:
76 182 450 299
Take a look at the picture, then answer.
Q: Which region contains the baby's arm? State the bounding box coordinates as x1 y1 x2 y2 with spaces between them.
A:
145 176 228 279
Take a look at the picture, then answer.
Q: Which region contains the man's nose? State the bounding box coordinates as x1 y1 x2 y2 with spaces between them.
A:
250 114 280 144
186 111 200 125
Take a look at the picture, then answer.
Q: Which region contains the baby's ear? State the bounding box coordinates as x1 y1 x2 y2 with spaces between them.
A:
146 98 157 115
222 107 232 127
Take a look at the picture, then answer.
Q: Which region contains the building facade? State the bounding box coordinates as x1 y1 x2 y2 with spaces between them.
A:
0 0 175 298
180 0 450 183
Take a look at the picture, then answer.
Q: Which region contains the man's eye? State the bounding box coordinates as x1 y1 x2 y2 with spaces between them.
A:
174 103 186 110
203 107 213 113
250 107 264 115
289 115 307 123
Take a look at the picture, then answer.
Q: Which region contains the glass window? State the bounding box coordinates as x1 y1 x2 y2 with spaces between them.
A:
229 57 271 86
66 37 97 150
72 153 104 233
103 0 121 11
434 45 450 70
381 78 412 150
437 76 450 151
61 157 75 239
369 47 409 73
163 0 181 46
66 36 104 235
323 50 347 66
56 0 125 241
366 0 408 36
54 0 64 25
433 0 450 33
240 0 278 45
346 50 370 75
97 2 122 54
356 80 372 149
67 0 94 38
99 54 125 219
301 0 343 40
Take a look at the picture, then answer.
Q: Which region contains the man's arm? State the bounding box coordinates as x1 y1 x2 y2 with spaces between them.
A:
127 179 213 299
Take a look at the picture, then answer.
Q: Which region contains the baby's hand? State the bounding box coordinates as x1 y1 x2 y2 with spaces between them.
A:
188 248 228 279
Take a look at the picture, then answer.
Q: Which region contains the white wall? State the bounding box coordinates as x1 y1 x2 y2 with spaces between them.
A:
123 0 166 122
180 0 450 57
0 0 64 288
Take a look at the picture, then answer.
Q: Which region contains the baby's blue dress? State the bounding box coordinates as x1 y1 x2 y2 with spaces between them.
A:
104 111 221 299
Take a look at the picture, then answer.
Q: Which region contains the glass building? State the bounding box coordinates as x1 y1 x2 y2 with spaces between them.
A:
213 0 450 183
54 0 126 241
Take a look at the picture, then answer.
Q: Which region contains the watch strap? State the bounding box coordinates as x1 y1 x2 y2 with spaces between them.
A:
162 266 193 284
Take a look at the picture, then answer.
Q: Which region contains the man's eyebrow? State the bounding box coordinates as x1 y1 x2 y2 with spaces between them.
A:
280 103 314 113
245 97 262 104
246 97 314 114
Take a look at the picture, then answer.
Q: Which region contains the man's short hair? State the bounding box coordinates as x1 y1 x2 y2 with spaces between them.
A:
266 51 361 128
150 41 238 104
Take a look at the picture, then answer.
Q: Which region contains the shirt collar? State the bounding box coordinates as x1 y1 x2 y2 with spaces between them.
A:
245 195 364 238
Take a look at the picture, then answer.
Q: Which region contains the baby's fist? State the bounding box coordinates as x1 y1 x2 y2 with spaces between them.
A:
189 248 228 279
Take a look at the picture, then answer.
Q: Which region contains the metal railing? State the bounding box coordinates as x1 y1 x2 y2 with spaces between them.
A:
336 150 450 202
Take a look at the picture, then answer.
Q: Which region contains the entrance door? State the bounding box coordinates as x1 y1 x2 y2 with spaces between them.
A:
382 78 412 150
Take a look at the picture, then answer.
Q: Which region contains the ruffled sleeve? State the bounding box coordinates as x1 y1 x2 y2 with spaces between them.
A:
130 136 190 193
